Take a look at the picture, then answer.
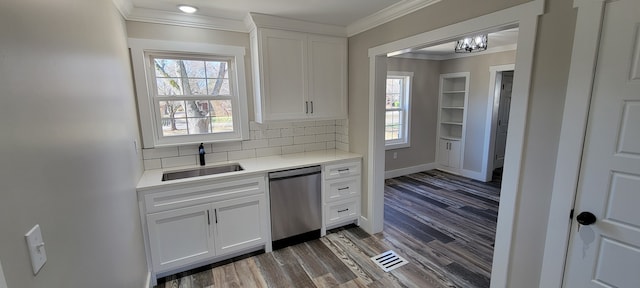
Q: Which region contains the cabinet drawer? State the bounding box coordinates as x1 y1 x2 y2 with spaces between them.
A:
324 176 360 202
144 177 265 213
324 160 361 180
325 197 359 226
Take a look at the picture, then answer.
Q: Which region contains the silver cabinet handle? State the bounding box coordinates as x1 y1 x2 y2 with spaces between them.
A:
338 187 350 191
207 210 211 225
310 101 314 114
338 208 349 213
305 101 309 114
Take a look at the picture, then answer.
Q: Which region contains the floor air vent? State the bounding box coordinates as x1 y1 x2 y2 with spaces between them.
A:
371 250 408 272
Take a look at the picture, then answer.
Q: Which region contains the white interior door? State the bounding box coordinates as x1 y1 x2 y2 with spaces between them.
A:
563 1 640 287
493 71 513 169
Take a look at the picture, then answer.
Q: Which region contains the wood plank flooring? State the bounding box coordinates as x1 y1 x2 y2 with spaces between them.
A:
156 170 500 288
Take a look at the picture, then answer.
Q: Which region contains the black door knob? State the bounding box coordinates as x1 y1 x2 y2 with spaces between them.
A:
576 211 596 226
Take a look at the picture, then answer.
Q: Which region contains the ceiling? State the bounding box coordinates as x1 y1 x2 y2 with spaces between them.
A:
127 0 404 27
395 28 519 59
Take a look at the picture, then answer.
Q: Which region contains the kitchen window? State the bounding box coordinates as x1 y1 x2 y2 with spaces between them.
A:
129 39 249 147
385 71 412 149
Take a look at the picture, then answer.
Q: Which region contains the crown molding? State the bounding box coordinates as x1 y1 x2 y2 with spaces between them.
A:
112 0 443 37
392 43 518 60
245 12 347 37
346 0 441 37
111 0 133 17
126 8 248 32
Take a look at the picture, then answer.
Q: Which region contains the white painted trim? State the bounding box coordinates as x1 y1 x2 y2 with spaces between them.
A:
245 13 346 37
385 163 437 179
0 259 7 288
364 55 388 234
346 0 441 37
482 64 515 182
366 1 544 287
539 0 606 287
144 271 152 288
385 71 413 150
460 169 485 182
394 44 518 61
128 38 250 148
111 0 133 17
126 8 248 33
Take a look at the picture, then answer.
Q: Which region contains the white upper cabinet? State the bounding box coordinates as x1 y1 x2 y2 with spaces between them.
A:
248 14 347 123
308 34 348 120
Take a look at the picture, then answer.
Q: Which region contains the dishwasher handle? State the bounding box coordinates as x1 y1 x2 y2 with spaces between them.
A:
269 166 321 180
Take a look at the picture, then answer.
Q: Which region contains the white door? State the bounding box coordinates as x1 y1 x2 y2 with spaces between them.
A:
308 35 347 119
493 71 513 169
563 1 640 287
147 204 215 273
213 195 266 256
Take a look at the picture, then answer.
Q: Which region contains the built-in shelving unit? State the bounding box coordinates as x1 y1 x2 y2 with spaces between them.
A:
437 72 469 172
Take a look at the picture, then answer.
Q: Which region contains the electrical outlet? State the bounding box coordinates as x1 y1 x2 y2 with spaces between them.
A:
25 225 46 275
393 152 398 159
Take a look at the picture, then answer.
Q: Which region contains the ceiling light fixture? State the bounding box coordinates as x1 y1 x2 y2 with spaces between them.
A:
455 34 488 53
177 4 198 14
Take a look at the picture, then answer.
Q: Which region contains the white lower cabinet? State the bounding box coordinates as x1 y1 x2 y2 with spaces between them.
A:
322 159 362 232
438 138 461 169
147 204 215 272
141 176 268 279
214 195 266 255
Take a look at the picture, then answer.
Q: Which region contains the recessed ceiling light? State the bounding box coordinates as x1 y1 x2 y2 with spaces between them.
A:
177 4 198 14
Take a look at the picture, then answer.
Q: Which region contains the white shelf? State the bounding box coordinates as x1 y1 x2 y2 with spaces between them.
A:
440 136 461 141
437 72 469 171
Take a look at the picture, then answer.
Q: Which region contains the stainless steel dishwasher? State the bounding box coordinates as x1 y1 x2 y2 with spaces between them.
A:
269 165 322 250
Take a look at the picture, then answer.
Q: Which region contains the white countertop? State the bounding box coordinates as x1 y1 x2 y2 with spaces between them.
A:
137 149 362 191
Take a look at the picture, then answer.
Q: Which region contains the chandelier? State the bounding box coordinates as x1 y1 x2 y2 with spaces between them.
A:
455 35 488 53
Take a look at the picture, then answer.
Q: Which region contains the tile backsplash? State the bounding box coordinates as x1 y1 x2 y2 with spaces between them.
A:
142 119 349 170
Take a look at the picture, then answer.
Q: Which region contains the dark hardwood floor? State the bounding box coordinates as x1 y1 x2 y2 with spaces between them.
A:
156 170 500 288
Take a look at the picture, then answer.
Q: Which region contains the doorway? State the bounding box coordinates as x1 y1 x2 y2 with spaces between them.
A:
364 3 543 287
485 67 515 184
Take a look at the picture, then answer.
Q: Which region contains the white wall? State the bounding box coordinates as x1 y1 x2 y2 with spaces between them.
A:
0 0 147 287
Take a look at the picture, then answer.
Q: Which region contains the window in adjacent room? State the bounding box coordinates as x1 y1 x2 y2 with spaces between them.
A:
385 71 412 149
129 39 249 147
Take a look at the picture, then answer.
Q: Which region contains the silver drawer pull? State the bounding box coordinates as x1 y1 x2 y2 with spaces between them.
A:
337 208 349 213
338 187 350 191
338 168 349 172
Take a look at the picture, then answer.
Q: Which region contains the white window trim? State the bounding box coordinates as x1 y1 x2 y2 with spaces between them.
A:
385 71 412 150
129 38 249 148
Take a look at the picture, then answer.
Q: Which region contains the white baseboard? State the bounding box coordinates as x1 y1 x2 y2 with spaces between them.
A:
385 163 437 179
461 169 486 182
145 271 152 288
359 215 372 234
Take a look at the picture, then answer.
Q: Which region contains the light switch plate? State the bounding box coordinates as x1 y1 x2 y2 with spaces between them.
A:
25 225 46 274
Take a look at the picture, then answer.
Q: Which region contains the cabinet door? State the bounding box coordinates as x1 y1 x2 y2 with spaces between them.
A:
448 140 461 169
438 139 450 166
147 204 215 273
260 29 308 121
213 195 266 256
308 35 347 119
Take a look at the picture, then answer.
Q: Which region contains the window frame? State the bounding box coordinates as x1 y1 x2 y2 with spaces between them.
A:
129 38 249 148
385 71 413 150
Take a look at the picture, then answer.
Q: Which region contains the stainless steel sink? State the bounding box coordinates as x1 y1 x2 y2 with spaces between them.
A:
162 163 244 181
